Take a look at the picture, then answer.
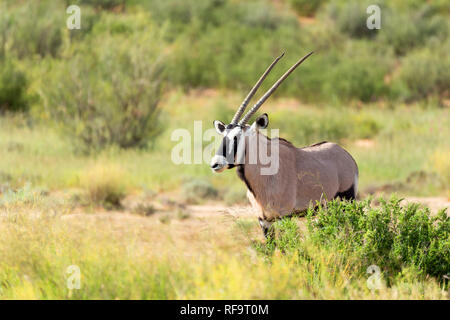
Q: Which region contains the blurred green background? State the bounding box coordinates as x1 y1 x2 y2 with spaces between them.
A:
0 0 449 202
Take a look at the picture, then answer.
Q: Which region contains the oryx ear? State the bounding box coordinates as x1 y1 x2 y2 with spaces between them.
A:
253 113 269 129
213 120 226 134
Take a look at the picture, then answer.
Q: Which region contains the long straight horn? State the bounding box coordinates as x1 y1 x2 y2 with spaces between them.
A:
238 51 314 126
230 53 285 125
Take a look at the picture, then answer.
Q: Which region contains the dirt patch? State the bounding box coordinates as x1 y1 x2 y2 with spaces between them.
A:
355 139 375 148
402 197 449 214
60 202 260 257
58 191 448 257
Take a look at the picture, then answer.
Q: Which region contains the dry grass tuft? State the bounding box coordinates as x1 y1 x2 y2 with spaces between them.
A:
79 163 130 209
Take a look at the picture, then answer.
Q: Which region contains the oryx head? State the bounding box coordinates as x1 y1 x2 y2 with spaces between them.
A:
210 52 313 173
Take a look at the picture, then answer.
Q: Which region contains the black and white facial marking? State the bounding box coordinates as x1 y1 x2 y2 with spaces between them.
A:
210 121 244 172
210 114 269 173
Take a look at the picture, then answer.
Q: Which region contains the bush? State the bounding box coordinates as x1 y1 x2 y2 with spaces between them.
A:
2 0 447 116
271 111 350 145
267 39 394 104
223 188 247 206
323 43 392 103
144 0 226 35
5 0 64 58
257 198 449 283
307 198 449 280
270 109 382 146
392 44 450 102
0 60 30 113
164 0 301 93
182 179 218 203
378 5 449 56
325 1 379 39
77 0 127 10
79 163 129 209
145 0 293 36
43 24 166 153
289 0 327 17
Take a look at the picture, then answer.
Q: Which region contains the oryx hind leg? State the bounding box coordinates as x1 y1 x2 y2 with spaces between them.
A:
335 174 358 200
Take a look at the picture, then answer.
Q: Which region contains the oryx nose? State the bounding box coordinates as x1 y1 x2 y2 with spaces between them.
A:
211 163 220 169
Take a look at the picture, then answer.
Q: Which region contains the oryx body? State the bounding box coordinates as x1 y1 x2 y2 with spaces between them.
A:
210 52 359 236
240 133 358 231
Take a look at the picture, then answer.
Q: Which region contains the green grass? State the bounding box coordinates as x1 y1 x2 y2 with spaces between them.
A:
0 92 448 198
0 197 447 299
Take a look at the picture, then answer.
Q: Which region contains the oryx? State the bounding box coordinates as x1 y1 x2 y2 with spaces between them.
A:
210 52 359 237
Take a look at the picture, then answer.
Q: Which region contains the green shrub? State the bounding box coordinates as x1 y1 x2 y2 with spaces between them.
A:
323 45 392 103
182 179 218 203
257 198 449 283
6 0 65 58
273 40 393 104
2 0 447 114
77 0 127 10
0 60 30 113
145 0 293 36
393 44 450 102
0 3 10 60
270 108 382 146
325 1 379 39
66 5 101 42
163 0 301 93
145 0 225 27
378 5 449 56
307 198 449 280
223 188 247 206
42 26 166 153
289 0 327 17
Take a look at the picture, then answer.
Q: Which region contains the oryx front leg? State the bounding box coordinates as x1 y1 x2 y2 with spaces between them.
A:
258 218 274 239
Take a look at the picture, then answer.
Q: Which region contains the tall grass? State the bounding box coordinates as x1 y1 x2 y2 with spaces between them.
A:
0 198 447 299
79 163 130 209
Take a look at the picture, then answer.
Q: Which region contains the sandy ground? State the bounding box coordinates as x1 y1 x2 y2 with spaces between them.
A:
56 196 449 256
401 197 449 214
63 196 449 222
185 197 449 219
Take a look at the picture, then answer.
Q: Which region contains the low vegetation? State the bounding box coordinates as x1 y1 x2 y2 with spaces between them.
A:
79 163 129 209
0 95 448 197
0 197 447 299
0 0 448 300
257 199 449 283
0 60 30 113
182 179 218 204
2 0 449 117
42 20 166 153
